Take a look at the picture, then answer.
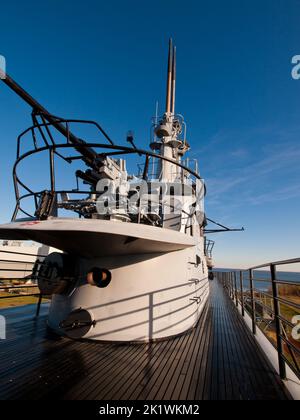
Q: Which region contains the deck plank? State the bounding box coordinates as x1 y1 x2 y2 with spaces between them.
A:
0 281 291 400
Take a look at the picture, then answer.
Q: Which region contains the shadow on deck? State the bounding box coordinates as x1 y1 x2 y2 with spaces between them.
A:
0 280 290 400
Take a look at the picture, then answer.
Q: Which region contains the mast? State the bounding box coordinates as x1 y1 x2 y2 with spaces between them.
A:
171 46 176 115
152 39 186 181
165 39 173 115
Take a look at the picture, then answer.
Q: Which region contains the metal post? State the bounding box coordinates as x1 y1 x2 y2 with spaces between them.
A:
36 293 42 317
249 269 256 334
232 272 236 302
240 271 245 317
225 273 231 297
270 264 286 379
50 148 55 192
234 272 238 307
229 273 232 299
231 273 234 299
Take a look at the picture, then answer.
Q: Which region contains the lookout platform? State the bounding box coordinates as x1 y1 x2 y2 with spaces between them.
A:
0 280 290 400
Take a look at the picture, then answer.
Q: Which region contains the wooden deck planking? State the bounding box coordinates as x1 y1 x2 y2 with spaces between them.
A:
0 280 291 400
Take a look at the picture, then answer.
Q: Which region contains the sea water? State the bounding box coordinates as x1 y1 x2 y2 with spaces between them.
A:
215 269 300 291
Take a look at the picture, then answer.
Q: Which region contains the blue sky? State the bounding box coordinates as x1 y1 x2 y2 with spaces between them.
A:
0 0 299 268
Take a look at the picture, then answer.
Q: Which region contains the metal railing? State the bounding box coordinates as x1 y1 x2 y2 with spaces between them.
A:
0 249 48 315
214 258 300 381
13 117 206 222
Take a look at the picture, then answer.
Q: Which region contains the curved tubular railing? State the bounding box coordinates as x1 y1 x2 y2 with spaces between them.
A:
214 258 300 381
12 141 206 221
12 189 109 220
17 116 115 158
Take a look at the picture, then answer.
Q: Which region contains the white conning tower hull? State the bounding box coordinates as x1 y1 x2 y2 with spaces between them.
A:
0 218 209 342
48 244 209 342
0 39 210 342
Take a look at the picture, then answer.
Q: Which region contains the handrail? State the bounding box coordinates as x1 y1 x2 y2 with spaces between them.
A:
0 249 43 304
0 258 47 320
10 115 207 222
0 284 37 290
214 258 300 381
0 259 36 264
0 249 47 258
249 258 300 270
12 142 206 222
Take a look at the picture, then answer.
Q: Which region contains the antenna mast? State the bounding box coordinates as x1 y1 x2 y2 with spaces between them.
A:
165 39 173 115
171 46 176 115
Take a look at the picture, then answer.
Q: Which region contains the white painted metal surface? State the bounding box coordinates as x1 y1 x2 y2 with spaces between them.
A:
0 218 197 257
0 218 209 341
48 243 209 341
0 40 211 342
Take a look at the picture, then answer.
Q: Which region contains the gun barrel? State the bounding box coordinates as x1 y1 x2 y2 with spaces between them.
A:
1 72 99 169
